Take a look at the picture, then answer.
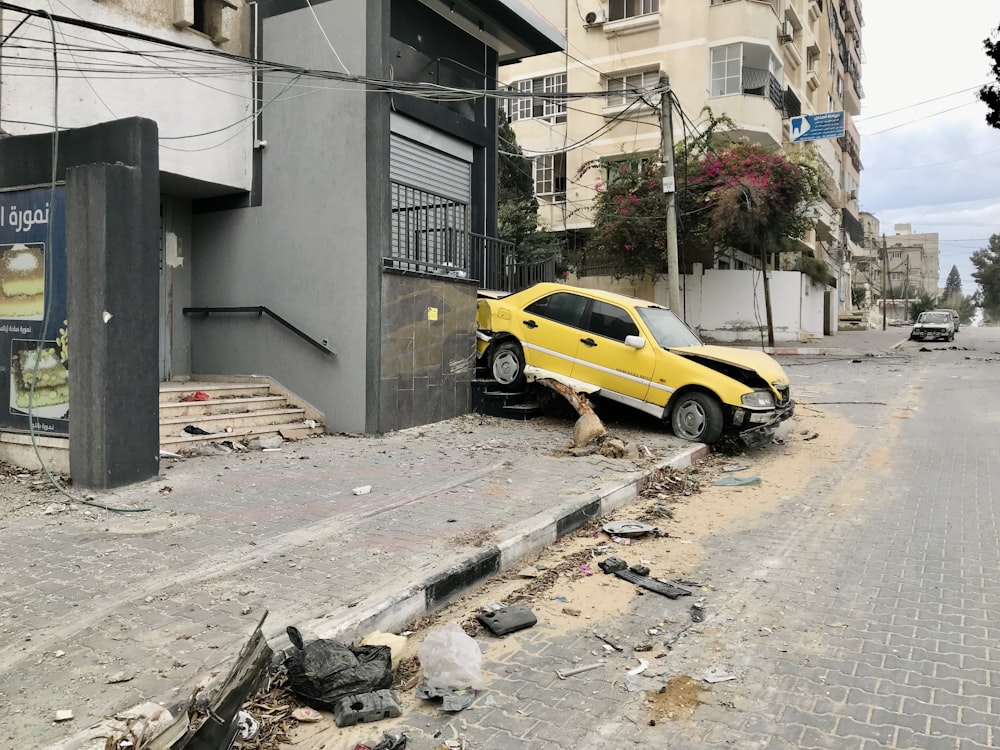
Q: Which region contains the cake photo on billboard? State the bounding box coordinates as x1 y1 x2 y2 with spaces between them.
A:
11 342 69 414
0 243 45 319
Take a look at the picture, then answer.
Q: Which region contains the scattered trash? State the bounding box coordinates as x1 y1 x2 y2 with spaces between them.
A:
703 667 736 683
418 622 483 692
593 632 624 652
372 731 409 750
556 661 605 680
353 485 373 496
634 643 653 652
719 463 749 473
183 425 212 436
803 432 819 441
713 475 761 487
333 689 403 727
602 520 658 538
304 419 318 429
627 658 650 676
477 604 537 636
610 535 632 545
690 598 707 623
236 710 259 740
597 557 628 574
648 628 662 636
284 625 393 711
254 435 284 450
43 503 67 515
629 564 650 577
53 650 66 658
562 607 581 617
517 568 539 578
54 709 73 722
159 449 182 459
360 631 408 671
291 706 322 722
180 391 210 402
433 739 464 750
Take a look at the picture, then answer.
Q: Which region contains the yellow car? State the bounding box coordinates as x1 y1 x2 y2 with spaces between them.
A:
476 283 793 446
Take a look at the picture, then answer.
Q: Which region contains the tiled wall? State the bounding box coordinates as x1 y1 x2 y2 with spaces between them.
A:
379 272 477 432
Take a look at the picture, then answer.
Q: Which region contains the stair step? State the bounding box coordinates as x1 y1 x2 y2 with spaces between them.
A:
159 382 271 404
501 403 544 420
159 395 289 417
159 407 306 439
160 421 323 448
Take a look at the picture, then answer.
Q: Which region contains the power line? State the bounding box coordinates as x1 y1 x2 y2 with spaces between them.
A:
859 102 979 138
856 84 986 122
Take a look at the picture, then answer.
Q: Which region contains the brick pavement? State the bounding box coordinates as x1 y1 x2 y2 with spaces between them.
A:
291 332 1000 750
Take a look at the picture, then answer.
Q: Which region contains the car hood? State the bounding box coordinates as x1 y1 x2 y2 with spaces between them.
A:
668 345 790 386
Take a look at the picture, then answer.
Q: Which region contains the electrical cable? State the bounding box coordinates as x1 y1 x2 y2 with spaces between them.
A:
859 102 978 138
855 84 987 122
26 11 150 513
303 0 350 74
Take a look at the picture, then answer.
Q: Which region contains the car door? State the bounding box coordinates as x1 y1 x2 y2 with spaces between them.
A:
515 291 588 380
570 299 657 402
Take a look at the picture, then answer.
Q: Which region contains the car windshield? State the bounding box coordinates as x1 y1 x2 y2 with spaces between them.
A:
636 306 703 348
919 312 949 324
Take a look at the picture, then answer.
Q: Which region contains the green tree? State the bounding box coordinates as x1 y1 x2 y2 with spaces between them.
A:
942 265 963 303
970 233 1000 322
978 24 1000 129
909 290 938 320
497 114 564 266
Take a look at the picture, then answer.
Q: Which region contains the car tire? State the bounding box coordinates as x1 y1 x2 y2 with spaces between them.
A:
949 331 955 341
490 340 526 388
669 391 724 444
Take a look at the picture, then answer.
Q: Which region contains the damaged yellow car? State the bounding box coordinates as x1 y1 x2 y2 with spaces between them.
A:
476 283 793 446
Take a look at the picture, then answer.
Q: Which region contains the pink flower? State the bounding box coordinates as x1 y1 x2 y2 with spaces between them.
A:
620 165 628 174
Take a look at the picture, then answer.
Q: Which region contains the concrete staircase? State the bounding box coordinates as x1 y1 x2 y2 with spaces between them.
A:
159 377 323 453
838 310 868 331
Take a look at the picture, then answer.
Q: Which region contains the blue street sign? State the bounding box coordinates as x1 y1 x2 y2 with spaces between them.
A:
789 111 846 142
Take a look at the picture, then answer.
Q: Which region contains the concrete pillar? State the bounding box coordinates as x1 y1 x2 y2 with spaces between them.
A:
67 163 159 488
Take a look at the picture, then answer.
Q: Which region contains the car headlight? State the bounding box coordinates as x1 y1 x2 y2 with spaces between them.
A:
741 390 775 409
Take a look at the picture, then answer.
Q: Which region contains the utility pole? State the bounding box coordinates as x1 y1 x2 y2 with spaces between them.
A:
660 75 681 316
760 242 775 347
881 234 887 331
904 255 910 321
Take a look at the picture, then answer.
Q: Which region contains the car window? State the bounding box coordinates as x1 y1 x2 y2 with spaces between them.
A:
524 292 589 328
586 300 640 342
636 306 702 347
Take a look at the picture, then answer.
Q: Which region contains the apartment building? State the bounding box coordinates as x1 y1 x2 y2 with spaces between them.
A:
502 0 866 316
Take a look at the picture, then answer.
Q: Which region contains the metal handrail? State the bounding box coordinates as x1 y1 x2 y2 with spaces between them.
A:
183 306 335 355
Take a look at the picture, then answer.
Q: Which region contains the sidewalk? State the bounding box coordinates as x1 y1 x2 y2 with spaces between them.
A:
0 411 702 749
724 326 911 356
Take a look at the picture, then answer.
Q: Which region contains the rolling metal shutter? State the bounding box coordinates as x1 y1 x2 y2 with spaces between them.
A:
389 133 472 204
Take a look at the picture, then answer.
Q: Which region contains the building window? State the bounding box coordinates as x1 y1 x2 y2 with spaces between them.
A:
174 0 234 44
507 74 567 123
605 70 658 108
535 153 567 200
709 43 784 109
609 0 659 21
710 44 742 96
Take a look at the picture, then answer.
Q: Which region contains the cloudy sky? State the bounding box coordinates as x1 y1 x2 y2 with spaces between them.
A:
858 1 1000 293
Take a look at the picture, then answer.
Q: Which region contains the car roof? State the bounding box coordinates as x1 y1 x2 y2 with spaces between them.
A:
510 282 666 310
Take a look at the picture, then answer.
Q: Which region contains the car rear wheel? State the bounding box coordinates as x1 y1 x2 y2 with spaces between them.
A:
669 391 724 444
490 340 526 388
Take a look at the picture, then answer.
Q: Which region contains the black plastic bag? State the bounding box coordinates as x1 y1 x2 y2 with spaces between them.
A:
283 626 393 710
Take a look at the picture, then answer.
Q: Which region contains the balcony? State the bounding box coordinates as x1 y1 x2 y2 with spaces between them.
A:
784 86 802 118
741 67 784 111
389 181 527 290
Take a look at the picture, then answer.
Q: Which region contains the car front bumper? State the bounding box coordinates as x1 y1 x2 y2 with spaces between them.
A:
736 400 795 447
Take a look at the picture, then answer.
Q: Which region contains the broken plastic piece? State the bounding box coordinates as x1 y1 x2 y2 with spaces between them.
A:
602 520 658 538
332 689 402 728
292 706 322 722
372 732 409 750
703 666 736 683
629 564 650 577
477 605 536 636
691 597 707 622
180 390 210 402
593 632 624 651
713 475 761 486
353 485 372 495
627 658 650 676
614 568 691 599
415 684 476 712
236 711 259 740
597 557 628 574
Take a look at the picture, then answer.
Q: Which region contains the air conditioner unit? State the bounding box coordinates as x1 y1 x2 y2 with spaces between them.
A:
848 189 858 200
585 9 607 25
779 20 794 42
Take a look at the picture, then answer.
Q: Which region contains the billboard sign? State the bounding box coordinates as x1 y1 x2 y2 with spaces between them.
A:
789 111 846 142
0 185 68 436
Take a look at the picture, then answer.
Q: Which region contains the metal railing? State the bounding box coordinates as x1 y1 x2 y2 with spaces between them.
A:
741 67 783 111
506 255 557 292
471 233 514 290
389 180 471 278
183 306 335 355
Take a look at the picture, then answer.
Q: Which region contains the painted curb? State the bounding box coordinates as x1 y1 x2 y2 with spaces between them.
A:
313 440 713 644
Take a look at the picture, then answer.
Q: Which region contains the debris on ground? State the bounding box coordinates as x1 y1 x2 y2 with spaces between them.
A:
556 661 606 679
360 631 409 671
702 666 736 683
332 689 403 727
476 604 537 636
602 520 659 538
713 475 761 487
417 621 483 705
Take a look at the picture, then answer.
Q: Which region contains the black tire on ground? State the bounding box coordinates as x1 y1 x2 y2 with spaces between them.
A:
669 391 724 444
490 340 526 388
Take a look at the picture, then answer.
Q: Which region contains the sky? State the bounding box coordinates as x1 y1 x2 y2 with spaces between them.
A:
857 1 1000 294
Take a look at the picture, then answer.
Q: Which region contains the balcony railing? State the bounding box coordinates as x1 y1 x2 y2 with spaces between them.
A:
783 86 802 118
389 180 471 278
742 67 784 111
471 233 514 290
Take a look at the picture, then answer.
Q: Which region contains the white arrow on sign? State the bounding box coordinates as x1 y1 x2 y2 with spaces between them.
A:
791 115 811 141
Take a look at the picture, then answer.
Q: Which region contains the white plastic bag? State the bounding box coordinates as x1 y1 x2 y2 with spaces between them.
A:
418 622 483 691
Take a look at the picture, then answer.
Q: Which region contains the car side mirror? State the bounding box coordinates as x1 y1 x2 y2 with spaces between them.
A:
624 335 646 349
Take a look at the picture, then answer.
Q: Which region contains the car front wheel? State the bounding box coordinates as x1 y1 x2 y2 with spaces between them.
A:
490 340 526 388
669 391 724 444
